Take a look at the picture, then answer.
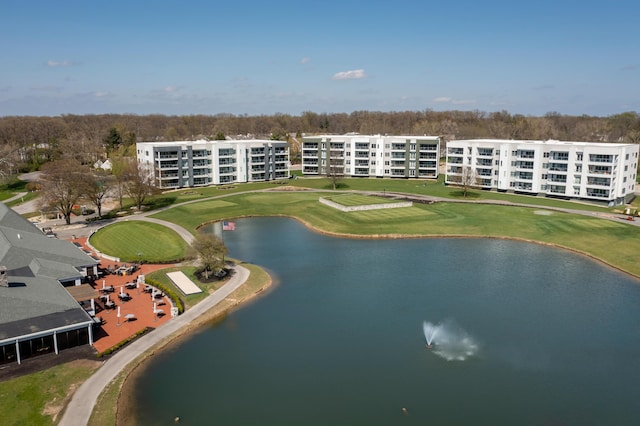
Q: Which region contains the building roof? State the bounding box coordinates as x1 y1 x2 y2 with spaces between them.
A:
448 139 636 148
0 202 98 342
304 134 440 141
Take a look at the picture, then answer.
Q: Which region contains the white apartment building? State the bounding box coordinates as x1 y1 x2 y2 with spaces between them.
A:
136 140 290 189
445 139 639 205
302 134 440 179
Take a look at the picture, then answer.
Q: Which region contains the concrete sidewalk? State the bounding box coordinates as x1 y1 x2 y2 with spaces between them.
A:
59 264 250 426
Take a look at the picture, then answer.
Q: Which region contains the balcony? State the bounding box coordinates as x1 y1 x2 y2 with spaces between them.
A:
157 161 179 169
550 152 569 161
157 152 179 159
589 154 614 163
419 161 437 169
587 177 611 187
548 185 566 194
586 189 610 198
514 172 533 181
515 161 534 170
517 150 535 159
448 148 464 155
588 166 612 175
419 144 438 151
477 148 494 157
548 163 568 172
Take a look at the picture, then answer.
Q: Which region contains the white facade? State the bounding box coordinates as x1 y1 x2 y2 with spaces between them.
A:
136 140 290 189
302 134 440 179
445 139 639 204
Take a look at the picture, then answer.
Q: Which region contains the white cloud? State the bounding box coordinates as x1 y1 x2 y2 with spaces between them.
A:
301 57 311 64
163 86 179 93
46 60 75 67
452 99 476 105
433 96 476 105
332 69 367 80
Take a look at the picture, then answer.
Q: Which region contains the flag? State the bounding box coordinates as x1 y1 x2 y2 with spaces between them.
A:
222 221 236 231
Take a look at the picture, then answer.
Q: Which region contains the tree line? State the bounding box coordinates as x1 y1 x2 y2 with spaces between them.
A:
0 110 639 178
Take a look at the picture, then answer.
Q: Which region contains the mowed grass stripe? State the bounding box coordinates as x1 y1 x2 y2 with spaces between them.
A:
90 221 189 263
350 206 430 221
326 194 396 206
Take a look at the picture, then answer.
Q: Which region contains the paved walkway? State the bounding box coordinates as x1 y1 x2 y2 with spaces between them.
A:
59 264 249 426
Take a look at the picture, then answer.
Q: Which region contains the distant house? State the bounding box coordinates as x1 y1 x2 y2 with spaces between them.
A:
93 159 112 171
0 202 99 365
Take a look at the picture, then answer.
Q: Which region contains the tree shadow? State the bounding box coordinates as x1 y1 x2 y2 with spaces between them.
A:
324 182 350 190
143 196 177 210
449 190 481 199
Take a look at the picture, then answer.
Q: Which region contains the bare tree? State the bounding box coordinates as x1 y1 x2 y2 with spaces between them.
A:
449 165 478 198
38 159 89 224
326 143 344 190
191 233 227 280
82 169 112 217
124 162 157 211
110 156 133 210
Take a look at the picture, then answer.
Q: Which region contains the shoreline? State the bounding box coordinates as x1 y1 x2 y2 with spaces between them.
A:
202 214 640 282
113 266 274 425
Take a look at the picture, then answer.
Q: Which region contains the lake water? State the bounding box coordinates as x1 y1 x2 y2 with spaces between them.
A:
131 217 640 425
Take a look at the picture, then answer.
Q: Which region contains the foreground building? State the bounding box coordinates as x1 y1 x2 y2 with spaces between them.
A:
301 134 440 179
136 140 290 189
0 203 99 365
445 139 639 205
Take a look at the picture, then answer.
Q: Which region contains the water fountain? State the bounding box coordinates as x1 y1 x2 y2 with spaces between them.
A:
423 320 479 361
423 321 439 349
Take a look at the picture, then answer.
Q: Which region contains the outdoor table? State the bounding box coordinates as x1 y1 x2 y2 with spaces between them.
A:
125 282 137 289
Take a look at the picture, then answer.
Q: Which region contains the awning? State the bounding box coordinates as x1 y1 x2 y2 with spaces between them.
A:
66 284 100 302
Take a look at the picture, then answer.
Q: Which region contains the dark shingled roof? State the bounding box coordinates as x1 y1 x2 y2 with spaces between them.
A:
0 202 99 342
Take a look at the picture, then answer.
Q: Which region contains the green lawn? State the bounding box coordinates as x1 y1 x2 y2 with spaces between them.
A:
324 194 398 206
0 360 100 426
146 175 617 215
151 191 640 278
89 221 189 263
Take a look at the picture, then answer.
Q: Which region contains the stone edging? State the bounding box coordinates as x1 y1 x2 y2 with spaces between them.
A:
319 197 412 212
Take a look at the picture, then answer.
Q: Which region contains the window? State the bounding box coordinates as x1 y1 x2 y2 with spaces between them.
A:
543 152 550 158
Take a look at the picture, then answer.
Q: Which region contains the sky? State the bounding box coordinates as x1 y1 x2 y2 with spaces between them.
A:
1 0 639 117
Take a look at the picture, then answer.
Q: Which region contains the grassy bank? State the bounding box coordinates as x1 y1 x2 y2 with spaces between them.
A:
0 360 101 425
151 190 640 278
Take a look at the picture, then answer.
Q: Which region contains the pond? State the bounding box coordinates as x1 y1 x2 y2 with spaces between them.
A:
131 217 640 425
